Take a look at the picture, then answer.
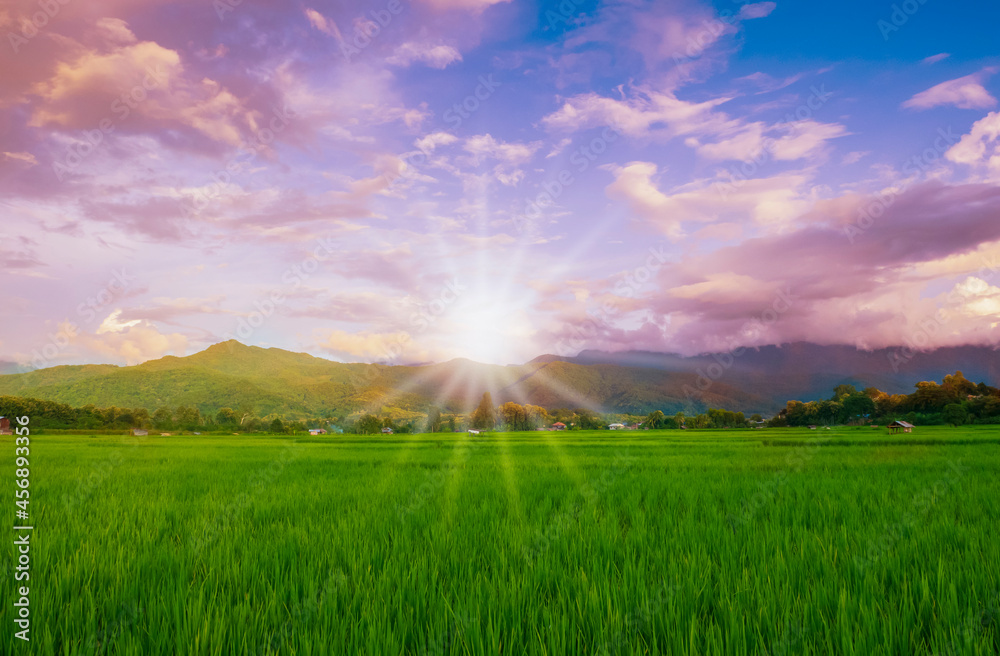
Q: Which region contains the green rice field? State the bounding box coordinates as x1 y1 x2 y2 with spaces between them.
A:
3 426 999 654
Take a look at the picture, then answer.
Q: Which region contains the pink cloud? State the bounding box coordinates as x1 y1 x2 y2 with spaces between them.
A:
902 70 998 110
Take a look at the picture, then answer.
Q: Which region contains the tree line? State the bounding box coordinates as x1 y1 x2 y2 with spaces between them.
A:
3 371 997 434
0 397 337 434
769 372 1000 427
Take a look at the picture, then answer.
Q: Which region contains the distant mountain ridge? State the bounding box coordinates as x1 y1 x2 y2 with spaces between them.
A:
0 340 996 418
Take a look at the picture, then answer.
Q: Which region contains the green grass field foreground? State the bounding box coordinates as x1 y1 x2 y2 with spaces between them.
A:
4 427 999 655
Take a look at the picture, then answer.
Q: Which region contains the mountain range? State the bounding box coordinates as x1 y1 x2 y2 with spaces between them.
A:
0 340 997 418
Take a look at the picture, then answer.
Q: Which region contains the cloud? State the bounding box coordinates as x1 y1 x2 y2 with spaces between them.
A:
946 111 1000 179
2 151 37 167
605 162 814 237
387 42 463 69
841 151 869 165
738 2 777 19
319 329 414 361
902 70 998 110
72 318 188 365
27 32 260 152
304 8 343 40
542 86 735 139
415 0 511 12
463 134 540 166
97 309 142 334
921 53 950 65
94 17 138 45
415 132 459 153
644 182 1000 352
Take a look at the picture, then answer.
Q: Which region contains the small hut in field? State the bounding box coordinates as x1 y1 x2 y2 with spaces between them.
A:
887 420 915 434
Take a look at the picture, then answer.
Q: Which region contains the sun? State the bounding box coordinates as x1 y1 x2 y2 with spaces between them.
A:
450 300 525 365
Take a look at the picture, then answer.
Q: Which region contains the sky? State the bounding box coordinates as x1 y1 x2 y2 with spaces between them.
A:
2 0 1000 369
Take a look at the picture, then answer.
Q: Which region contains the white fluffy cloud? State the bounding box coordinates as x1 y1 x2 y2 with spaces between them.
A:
946 111 1000 180
903 70 997 110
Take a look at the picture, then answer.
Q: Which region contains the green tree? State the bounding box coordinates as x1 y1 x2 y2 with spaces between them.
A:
269 417 285 434
152 406 173 429
645 410 665 429
750 414 763 423
425 407 442 433
133 408 151 429
525 405 549 430
831 384 858 402
174 406 202 430
573 408 602 430
356 414 383 435
471 392 496 430
498 402 528 431
216 407 238 425
942 403 967 426
842 393 876 423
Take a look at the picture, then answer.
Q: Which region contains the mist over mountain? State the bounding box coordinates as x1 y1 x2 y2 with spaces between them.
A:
532 342 1000 403
0 341 996 418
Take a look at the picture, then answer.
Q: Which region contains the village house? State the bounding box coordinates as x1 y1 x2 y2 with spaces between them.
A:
132 428 149 437
608 423 625 430
0 416 12 436
381 427 394 434
888 420 915 434
308 428 327 436
551 422 566 431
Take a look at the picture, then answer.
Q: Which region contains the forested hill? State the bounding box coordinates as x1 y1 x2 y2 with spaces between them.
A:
0 340 996 418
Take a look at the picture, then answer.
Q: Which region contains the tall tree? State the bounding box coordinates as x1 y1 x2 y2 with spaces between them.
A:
425 407 442 433
471 392 496 430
